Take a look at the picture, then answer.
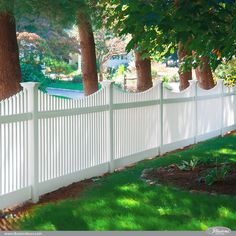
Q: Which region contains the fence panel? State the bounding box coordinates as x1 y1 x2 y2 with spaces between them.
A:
0 90 31 209
112 85 159 167
0 80 235 210
37 88 109 195
162 83 196 153
197 81 223 142
223 85 236 133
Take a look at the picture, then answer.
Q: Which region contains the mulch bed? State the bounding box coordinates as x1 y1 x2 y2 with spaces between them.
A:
142 163 236 196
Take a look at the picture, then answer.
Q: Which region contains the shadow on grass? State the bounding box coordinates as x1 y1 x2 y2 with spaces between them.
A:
18 133 236 231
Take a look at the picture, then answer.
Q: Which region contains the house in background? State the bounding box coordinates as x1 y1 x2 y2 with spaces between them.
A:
105 52 133 70
69 53 82 73
69 52 134 74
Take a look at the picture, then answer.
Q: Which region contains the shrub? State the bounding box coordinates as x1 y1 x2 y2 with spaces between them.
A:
20 62 50 91
202 165 231 185
72 74 83 83
43 57 77 75
177 158 200 171
215 58 236 87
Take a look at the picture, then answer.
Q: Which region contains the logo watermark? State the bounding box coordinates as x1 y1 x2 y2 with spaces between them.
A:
206 226 231 235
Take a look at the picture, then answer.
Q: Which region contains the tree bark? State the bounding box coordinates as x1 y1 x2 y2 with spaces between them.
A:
195 56 215 89
77 12 98 96
135 51 152 92
0 12 21 100
177 42 192 91
99 63 104 82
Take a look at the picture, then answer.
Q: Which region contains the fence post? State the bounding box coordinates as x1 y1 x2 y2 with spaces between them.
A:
153 80 164 155
218 79 225 137
189 80 198 144
20 82 40 203
101 80 114 173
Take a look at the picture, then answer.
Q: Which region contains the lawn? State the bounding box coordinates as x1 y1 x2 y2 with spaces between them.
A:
46 80 84 91
46 80 102 91
16 133 236 231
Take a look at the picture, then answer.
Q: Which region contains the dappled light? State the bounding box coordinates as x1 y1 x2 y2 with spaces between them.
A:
14 133 236 231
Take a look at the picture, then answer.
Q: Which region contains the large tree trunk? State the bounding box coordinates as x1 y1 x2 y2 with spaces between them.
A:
77 12 98 96
195 56 215 89
99 62 105 82
177 42 192 91
0 12 21 100
135 51 152 92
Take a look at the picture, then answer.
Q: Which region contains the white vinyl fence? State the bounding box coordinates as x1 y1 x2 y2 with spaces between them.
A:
0 80 236 209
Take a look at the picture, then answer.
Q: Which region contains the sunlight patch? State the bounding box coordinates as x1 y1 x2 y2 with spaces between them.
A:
218 207 230 218
38 222 56 231
200 222 208 230
116 215 141 230
157 207 172 216
92 219 109 230
117 198 140 208
118 184 139 193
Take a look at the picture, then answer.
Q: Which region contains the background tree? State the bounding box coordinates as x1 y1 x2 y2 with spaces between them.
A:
101 0 155 91
19 0 100 96
95 29 127 81
17 16 79 62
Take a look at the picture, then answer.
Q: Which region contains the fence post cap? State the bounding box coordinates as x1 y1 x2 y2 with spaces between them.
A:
217 79 224 84
20 82 40 90
189 79 198 85
100 80 114 88
153 79 163 86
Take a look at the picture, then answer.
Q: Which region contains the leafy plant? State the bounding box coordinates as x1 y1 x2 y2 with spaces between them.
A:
203 165 231 186
177 158 200 171
20 62 50 92
215 58 236 87
43 57 76 75
199 156 217 166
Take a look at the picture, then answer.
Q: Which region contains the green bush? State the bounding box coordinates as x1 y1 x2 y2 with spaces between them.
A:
215 58 236 87
43 57 77 75
202 165 231 186
72 74 83 83
20 62 50 91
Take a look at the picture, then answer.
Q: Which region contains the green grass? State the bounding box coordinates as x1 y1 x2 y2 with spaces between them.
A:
46 80 84 91
17 133 236 231
46 80 102 91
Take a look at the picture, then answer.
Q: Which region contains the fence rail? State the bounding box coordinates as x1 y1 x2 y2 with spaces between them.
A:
0 80 236 209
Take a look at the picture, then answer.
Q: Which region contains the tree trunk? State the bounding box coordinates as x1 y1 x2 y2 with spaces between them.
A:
195 56 215 89
99 62 105 82
0 12 21 100
77 12 98 96
177 42 192 91
135 51 152 92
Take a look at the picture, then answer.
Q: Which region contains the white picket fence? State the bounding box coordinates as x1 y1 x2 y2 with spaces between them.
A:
0 80 236 209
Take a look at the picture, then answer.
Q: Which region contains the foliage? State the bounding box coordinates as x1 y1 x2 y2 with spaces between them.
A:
177 158 200 171
20 62 49 91
17 31 51 62
101 0 236 72
202 165 231 186
215 58 236 87
94 28 128 79
17 16 79 61
72 74 83 83
42 57 76 74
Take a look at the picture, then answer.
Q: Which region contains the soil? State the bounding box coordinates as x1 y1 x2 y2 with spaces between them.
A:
143 163 236 196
